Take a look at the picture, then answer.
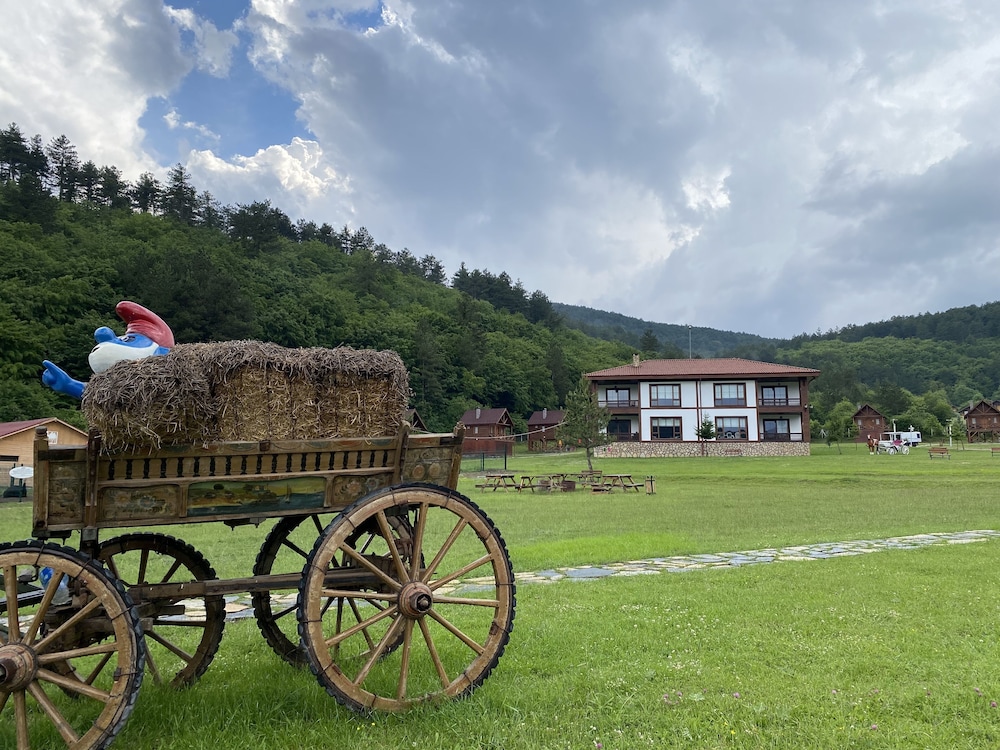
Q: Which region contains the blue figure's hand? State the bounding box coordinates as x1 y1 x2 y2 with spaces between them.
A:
42 360 86 400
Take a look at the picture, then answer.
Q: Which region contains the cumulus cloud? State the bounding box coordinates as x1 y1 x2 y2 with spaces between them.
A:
7 0 1000 338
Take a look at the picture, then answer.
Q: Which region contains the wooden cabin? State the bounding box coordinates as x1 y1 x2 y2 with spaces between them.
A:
459 407 514 455
527 408 565 451
852 404 887 442
964 400 1000 442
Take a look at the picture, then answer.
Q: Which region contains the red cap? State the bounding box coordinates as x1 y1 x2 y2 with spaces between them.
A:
116 301 175 348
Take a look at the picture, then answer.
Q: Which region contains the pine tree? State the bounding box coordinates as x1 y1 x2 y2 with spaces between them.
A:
558 376 611 471
44 134 80 201
161 163 198 224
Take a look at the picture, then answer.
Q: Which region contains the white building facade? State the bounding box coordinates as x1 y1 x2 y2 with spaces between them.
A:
585 357 820 458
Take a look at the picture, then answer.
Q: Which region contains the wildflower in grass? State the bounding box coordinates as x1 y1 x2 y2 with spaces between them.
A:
870 724 878 731
733 692 741 699
975 687 983 696
594 742 603 749
992 701 997 708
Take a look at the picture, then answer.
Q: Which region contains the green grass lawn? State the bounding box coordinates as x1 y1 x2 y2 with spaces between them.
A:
4 443 1000 748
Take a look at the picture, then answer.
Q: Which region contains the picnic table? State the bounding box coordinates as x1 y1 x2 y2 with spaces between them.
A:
573 470 603 485
600 474 643 491
477 472 519 491
518 474 570 492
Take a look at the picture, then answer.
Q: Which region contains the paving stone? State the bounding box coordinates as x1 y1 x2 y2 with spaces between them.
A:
213 530 1000 621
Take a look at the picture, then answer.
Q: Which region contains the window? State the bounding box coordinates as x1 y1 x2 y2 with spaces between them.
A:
651 417 681 439
760 385 788 406
650 384 681 407
763 419 790 441
714 383 746 406
604 388 633 408
608 419 634 440
716 416 748 440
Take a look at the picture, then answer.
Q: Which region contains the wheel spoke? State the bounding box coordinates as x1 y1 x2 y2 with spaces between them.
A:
417 616 450 689
409 502 429 579
136 548 150 584
396 619 415 700
420 517 468 583
37 667 111 702
428 554 494 591
38 641 120 664
324 602 397 648
32 598 102 654
431 595 501 608
375 510 410 582
337 544 403 591
352 615 404 687
144 628 195 664
84 652 114 685
280 538 310 559
27 681 79 745
14 689 29 750
427 608 485 655
3 564 21 642
23 571 61 644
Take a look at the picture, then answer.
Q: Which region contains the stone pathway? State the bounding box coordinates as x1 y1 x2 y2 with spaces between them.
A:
221 530 1000 620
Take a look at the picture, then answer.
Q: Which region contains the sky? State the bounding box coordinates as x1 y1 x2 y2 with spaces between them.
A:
4 1 1000 339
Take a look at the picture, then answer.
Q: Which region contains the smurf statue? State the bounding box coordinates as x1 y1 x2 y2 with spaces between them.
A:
42 301 175 399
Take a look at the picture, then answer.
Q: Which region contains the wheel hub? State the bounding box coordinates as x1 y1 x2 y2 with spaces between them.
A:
0 643 38 691
398 581 434 619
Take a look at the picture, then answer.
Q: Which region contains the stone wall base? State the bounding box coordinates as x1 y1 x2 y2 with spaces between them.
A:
595 442 811 458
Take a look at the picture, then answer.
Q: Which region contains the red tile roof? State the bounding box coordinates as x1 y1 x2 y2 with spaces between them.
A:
0 418 88 441
459 408 512 426
585 358 820 380
527 409 565 426
0 418 52 439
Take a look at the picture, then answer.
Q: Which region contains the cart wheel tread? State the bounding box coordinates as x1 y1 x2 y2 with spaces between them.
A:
296 483 515 713
252 514 328 667
97 533 224 688
0 539 145 750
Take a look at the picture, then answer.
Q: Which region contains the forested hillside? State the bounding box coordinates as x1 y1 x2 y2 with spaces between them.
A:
2 121 998 443
0 124 638 434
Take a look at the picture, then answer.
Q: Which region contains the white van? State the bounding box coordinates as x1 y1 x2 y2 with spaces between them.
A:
880 430 921 447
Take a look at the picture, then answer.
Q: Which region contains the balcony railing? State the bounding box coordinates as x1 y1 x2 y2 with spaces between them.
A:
609 432 641 442
599 399 638 408
761 432 804 442
758 397 802 407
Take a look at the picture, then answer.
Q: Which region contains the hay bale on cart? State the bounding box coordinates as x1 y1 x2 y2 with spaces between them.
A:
82 340 410 452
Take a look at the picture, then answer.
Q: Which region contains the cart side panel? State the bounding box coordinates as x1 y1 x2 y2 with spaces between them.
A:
33 425 465 536
32 428 88 533
401 424 465 489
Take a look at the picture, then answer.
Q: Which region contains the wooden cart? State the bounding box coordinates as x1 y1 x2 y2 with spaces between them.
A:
1 423 515 749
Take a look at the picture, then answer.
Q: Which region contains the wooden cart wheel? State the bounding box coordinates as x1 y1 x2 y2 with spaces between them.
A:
253 514 410 667
252 514 330 667
97 533 224 688
0 540 145 750
297 484 516 712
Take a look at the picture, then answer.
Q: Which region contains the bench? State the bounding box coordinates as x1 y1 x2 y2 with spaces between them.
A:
722 448 743 457
591 484 612 493
928 447 950 459
991 447 1000 457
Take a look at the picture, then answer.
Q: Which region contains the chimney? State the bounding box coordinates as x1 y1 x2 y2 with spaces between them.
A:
542 408 547 419
476 407 481 419
632 353 640 367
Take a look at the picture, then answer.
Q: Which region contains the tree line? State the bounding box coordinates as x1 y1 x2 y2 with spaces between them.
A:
0 123 635 435
2 121 998 443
